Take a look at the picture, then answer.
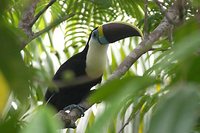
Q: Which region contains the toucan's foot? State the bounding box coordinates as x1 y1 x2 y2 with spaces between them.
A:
63 104 86 117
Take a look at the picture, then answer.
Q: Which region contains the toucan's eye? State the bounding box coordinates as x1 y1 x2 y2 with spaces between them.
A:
93 33 96 37
92 30 98 38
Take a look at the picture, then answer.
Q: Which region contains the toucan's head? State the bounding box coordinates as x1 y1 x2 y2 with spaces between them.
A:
85 22 142 78
91 22 142 45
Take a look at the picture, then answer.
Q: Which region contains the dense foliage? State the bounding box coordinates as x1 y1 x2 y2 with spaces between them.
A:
0 0 200 133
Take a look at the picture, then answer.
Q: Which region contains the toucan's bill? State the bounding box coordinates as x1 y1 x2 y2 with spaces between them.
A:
94 22 142 44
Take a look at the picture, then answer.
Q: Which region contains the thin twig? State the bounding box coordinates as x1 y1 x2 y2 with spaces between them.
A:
144 0 149 39
29 0 57 27
168 25 174 45
118 116 132 133
118 95 149 133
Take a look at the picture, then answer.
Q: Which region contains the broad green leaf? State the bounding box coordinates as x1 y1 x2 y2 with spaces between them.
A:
148 84 200 133
20 107 62 133
0 71 10 116
0 20 32 102
88 76 158 133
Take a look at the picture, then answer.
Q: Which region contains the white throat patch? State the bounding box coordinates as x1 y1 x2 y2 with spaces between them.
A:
85 37 108 78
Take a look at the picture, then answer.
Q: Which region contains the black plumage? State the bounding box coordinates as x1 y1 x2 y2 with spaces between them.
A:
45 31 101 111
45 22 142 112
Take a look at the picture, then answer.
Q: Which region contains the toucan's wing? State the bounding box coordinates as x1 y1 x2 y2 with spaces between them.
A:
45 51 102 111
53 52 87 81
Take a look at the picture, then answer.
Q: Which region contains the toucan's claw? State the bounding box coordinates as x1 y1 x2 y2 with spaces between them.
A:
63 104 86 117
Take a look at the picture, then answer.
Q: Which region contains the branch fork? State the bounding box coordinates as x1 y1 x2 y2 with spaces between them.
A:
19 0 74 50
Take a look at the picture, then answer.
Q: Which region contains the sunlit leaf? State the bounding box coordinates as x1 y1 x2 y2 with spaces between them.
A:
0 71 10 116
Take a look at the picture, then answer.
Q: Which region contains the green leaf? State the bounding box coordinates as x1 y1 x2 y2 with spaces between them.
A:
0 20 32 102
149 84 200 133
145 21 200 79
91 0 112 8
20 107 62 133
88 76 158 133
0 105 21 133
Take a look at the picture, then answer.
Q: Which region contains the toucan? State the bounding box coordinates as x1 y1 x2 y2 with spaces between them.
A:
45 22 142 116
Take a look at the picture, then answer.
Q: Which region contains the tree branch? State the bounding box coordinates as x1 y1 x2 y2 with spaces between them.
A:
29 0 56 28
117 1 187 132
20 13 75 50
143 0 149 39
55 100 93 128
55 0 183 129
19 0 40 37
19 0 69 50
108 3 181 80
